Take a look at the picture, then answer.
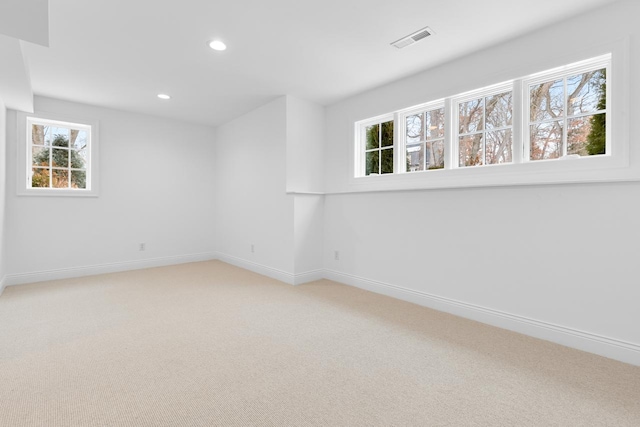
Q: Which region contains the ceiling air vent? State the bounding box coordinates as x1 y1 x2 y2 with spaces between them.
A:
391 26 434 49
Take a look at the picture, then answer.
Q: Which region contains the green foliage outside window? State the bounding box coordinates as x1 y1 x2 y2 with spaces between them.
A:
586 70 606 156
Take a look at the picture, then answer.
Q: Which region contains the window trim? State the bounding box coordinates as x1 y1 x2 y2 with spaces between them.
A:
349 42 631 192
17 110 100 197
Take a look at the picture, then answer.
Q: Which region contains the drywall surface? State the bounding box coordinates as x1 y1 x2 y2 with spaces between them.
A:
5 96 217 280
324 183 640 342
286 96 325 279
216 97 295 275
323 0 640 362
0 99 6 292
293 194 324 277
0 35 33 112
286 96 325 193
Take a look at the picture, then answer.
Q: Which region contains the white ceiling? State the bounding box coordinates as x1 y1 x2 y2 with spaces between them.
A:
21 0 619 127
0 0 49 46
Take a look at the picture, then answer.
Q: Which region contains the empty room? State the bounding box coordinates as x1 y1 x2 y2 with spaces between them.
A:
1 0 639 425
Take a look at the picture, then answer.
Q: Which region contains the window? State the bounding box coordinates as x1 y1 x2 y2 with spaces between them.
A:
404 104 445 171
525 61 608 161
17 112 99 196
354 53 615 186
456 88 513 167
359 116 394 176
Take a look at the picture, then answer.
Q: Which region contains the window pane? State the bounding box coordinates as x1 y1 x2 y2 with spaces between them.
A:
485 92 512 129
381 121 394 148
459 134 483 167
71 170 87 189
366 151 379 175
586 112 606 156
32 124 46 145
459 98 484 134
51 148 69 167
406 144 424 172
381 148 394 174
406 114 424 143
426 108 445 140
32 146 49 166
50 128 70 147
530 121 563 160
426 139 444 170
530 79 563 122
77 148 88 166
568 113 606 156
31 167 50 188
486 130 512 164
70 149 86 169
72 129 88 150
567 69 605 116
44 126 53 146
52 169 69 188
366 124 379 150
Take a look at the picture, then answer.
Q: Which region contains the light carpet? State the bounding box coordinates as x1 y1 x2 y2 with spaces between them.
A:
0 260 638 426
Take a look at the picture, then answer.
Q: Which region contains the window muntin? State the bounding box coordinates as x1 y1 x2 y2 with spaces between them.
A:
527 67 607 161
363 118 394 175
457 90 513 167
405 106 445 172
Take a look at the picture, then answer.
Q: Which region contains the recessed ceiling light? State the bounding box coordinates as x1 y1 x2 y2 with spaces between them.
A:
157 94 171 100
208 40 227 51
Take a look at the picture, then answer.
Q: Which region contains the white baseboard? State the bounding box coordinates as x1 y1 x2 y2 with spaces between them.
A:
324 269 640 367
293 269 324 285
4 252 219 287
216 253 323 286
4 254 637 366
217 252 296 285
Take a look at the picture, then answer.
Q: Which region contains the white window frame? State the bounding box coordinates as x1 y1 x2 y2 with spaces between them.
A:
398 100 446 173
354 113 395 177
523 55 611 162
452 82 514 169
17 111 100 197
349 43 630 191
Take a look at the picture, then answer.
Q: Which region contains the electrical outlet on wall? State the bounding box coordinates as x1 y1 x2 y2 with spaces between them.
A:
334 250 340 261
139 243 146 251
251 244 255 253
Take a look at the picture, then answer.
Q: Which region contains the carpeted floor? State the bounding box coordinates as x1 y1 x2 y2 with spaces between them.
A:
0 260 638 426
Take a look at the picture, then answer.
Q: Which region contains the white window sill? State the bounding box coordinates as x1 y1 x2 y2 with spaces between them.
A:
17 188 99 197
346 155 639 193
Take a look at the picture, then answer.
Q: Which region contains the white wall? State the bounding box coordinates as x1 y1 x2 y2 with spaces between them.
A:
4 96 217 284
293 194 324 280
216 97 296 278
216 96 326 284
0 35 33 114
286 96 325 193
0 30 31 294
286 96 325 280
0 99 7 294
323 0 640 364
